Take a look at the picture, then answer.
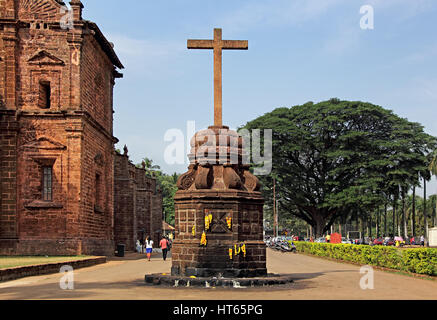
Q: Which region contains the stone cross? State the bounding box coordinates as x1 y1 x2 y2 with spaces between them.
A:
188 28 248 127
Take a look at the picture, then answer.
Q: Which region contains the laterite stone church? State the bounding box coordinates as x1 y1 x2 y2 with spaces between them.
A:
0 0 162 256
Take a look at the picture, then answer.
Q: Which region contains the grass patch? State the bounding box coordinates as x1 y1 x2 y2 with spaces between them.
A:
0 256 94 269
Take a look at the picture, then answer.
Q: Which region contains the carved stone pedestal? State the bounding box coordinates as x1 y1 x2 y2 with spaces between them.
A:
170 126 267 278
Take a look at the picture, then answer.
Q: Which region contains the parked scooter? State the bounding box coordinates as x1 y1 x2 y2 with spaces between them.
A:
266 237 297 253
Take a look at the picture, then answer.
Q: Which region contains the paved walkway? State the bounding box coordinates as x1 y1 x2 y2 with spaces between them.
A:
0 249 436 300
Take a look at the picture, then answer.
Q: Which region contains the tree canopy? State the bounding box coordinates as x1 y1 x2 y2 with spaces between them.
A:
136 158 179 226
243 99 437 237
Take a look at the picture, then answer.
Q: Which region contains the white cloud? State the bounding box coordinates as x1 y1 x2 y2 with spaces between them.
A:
367 0 434 15
322 27 361 55
216 0 347 34
396 45 437 65
108 33 183 59
321 0 435 56
106 33 187 78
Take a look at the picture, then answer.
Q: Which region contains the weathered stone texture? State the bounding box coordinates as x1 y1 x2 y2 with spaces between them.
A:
0 0 123 256
114 153 163 251
172 127 266 278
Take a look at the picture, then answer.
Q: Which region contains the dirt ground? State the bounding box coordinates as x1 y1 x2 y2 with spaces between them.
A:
0 249 436 300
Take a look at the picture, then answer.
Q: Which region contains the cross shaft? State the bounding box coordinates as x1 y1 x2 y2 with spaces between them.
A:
188 28 248 127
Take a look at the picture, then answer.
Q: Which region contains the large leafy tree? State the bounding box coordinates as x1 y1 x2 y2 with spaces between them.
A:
153 171 179 225
136 159 179 226
243 99 436 237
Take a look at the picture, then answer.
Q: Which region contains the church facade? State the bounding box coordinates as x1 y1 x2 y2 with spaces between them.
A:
0 0 162 256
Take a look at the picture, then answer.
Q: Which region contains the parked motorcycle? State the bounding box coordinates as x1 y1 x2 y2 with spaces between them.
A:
265 237 296 253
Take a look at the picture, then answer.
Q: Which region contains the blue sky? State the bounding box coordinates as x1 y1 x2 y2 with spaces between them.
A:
80 0 437 186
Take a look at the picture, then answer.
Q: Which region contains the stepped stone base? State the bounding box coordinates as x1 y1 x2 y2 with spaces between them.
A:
145 273 294 288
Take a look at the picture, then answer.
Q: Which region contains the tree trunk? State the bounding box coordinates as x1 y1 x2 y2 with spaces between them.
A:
392 198 396 238
312 215 326 238
384 203 387 237
412 186 416 237
273 178 276 237
424 178 429 247
434 196 437 227
376 208 380 238
396 199 401 237
396 200 400 237
402 190 407 239
369 214 372 238
409 213 414 237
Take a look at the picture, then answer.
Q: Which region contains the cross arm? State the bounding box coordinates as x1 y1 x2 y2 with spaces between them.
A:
187 39 214 49
222 40 248 50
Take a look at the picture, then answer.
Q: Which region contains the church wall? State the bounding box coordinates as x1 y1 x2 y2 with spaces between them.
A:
0 0 122 256
0 112 18 244
151 192 163 245
80 34 114 132
114 153 163 251
16 21 71 113
78 121 114 255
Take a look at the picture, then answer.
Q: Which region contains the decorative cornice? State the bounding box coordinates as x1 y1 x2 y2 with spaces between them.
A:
28 50 65 66
16 109 117 143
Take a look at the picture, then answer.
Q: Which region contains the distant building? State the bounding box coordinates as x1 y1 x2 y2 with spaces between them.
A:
114 152 163 250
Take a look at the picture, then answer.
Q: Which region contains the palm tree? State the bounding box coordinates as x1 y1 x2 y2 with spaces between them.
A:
432 195 437 227
412 186 416 238
401 186 408 239
421 170 431 247
141 157 161 177
392 194 397 237
429 151 437 227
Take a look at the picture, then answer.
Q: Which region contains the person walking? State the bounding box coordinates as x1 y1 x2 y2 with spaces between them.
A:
145 236 154 261
136 239 142 253
420 235 425 246
160 235 169 261
139 237 145 253
410 236 415 245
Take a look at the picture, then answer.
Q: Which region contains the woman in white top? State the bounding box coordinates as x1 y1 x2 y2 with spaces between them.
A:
145 236 154 261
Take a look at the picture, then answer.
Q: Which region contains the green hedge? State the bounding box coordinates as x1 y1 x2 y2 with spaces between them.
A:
292 241 437 276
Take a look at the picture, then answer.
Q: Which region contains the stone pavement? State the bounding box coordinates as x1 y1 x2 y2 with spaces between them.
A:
0 250 436 300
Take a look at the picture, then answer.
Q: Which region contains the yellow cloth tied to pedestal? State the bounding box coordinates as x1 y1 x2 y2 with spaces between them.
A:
205 214 212 230
241 244 246 257
200 231 207 246
226 216 232 229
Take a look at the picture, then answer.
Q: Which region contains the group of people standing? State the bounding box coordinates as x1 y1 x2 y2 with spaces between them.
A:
136 234 173 261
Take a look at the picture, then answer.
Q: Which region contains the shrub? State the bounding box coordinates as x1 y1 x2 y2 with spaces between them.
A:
292 242 436 276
